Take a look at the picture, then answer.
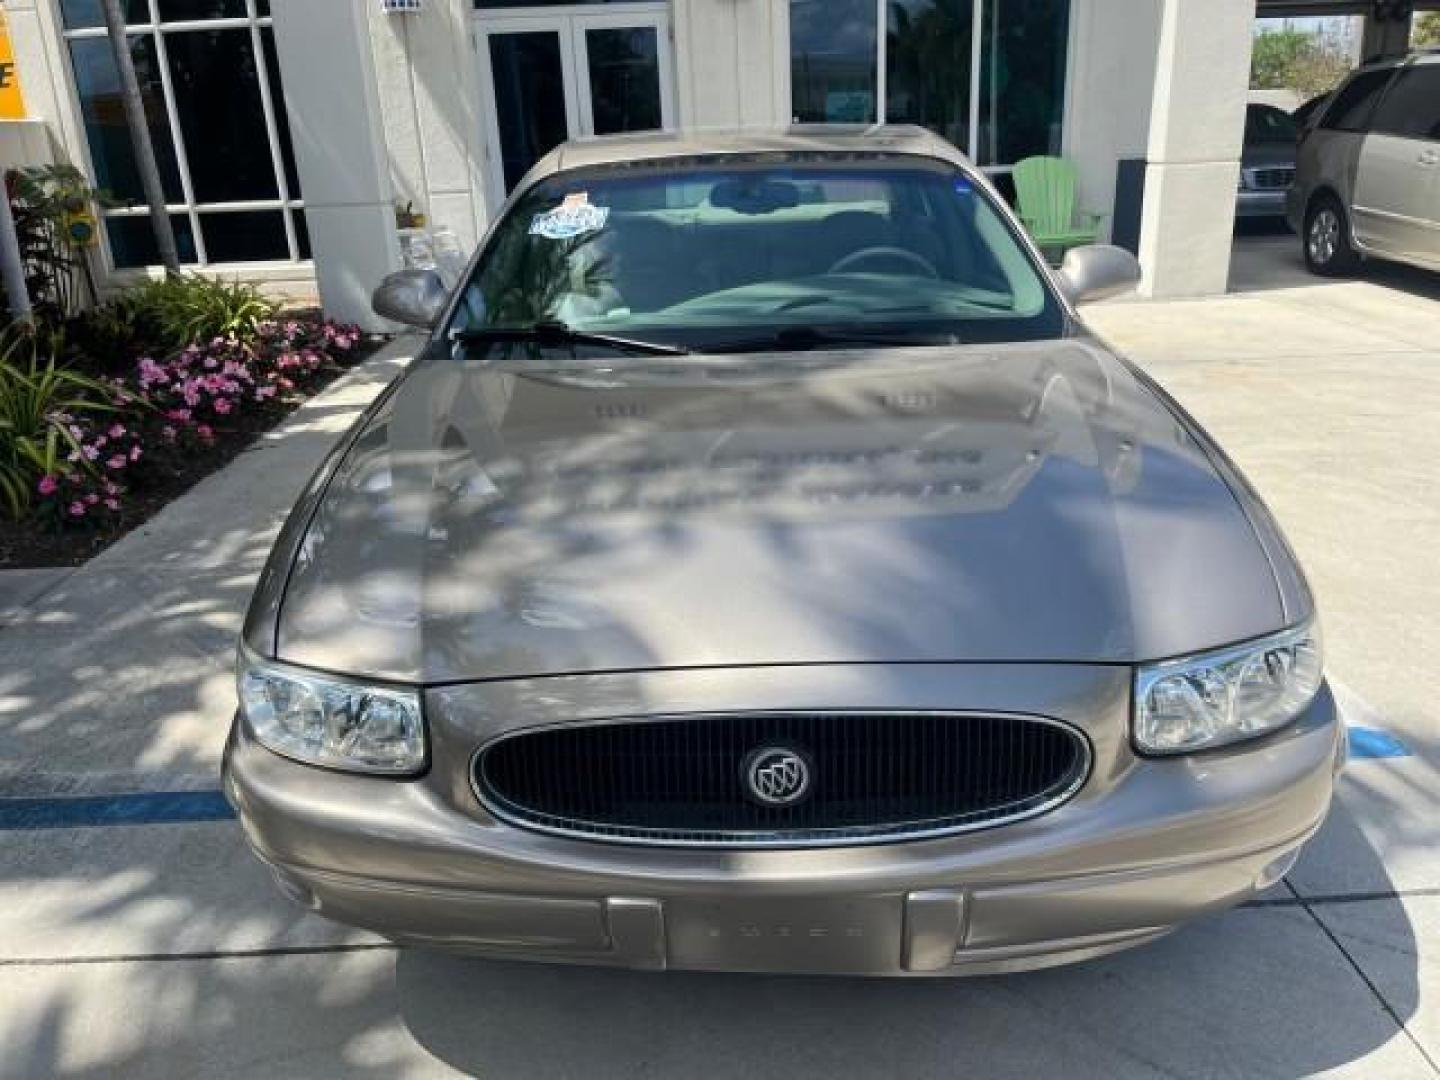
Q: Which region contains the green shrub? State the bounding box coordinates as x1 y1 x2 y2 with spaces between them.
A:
0 328 115 520
125 274 279 352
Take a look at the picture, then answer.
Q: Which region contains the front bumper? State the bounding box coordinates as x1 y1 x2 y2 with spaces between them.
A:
1236 189 1290 220
223 669 1343 976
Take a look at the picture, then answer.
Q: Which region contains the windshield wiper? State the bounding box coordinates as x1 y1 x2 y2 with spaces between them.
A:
452 321 690 357
705 325 959 354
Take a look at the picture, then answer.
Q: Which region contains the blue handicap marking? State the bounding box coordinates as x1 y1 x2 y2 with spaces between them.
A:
1346 725 1412 762
0 790 235 830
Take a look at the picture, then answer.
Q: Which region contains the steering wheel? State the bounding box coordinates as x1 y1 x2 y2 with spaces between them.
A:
828 246 940 279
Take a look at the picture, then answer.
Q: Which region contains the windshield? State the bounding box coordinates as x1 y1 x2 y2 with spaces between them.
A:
1246 105 1299 144
452 154 1065 354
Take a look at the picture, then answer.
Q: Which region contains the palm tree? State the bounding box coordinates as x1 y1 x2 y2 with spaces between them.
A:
100 0 179 276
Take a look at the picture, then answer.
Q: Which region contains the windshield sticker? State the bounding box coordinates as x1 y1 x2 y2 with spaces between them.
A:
530 193 610 241
953 178 974 196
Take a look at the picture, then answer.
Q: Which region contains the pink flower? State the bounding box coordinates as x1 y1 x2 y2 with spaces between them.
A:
161 425 177 440
68 501 86 518
37 475 58 496
106 455 127 471
213 398 233 416
129 445 142 462
108 424 126 439
85 493 99 506
196 424 214 441
104 498 121 511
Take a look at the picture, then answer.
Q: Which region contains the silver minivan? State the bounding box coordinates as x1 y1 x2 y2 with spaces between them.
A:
1288 52 1440 276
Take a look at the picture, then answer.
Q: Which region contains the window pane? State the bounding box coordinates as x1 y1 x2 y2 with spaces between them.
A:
790 0 877 123
978 0 1070 165
489 31 571 192
261 28 302 197
67 36 184 204
1321 69 1392 132
1369 67 1440 140
165 29 278 202
106 215 198 269
60 1 149 31
157 0 248 18
200 210 288 262
586 27 662 136
887 0 975 150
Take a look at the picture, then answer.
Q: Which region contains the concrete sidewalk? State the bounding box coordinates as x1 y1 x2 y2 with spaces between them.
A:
0 338 416 798
0 250 1437 1077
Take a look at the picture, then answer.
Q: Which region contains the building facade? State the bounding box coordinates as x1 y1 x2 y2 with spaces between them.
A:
4 0 1267 326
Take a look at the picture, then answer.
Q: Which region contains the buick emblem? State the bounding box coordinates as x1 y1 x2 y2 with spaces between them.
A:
743 746 813 807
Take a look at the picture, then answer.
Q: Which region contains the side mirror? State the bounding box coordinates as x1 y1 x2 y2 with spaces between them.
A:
1056 245 1142 304
372 269 448 328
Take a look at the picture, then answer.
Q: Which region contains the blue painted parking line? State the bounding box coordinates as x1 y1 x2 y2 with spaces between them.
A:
0 790 235 830
1346 725 1412 762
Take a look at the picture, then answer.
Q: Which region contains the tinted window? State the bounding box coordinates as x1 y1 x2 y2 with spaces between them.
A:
1320 69 1394 132
1369 66 1440 140
790 0 878 123
458 156 1064 352
1246 104 1298 144
166 29 279 202
67 37 183 204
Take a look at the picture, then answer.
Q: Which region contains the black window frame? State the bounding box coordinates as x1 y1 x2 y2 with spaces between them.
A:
1367 63 1440 142
1318 67 1399 134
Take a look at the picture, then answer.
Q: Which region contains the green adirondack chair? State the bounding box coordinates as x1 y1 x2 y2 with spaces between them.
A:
1012 156 1104 262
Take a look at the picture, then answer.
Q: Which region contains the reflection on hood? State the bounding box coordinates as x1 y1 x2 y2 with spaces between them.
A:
278 341 1285 682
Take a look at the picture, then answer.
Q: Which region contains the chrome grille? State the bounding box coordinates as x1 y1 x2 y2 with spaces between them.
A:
1246 166 1295 190
473 712 1091 847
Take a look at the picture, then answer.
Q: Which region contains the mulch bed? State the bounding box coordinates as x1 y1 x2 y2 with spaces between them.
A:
0 336 389 571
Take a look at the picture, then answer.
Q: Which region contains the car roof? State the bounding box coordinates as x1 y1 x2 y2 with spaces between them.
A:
526 125 970 185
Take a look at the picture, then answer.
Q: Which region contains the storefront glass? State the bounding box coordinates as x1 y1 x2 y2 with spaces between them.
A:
792 0 1071 170
59 0 304 268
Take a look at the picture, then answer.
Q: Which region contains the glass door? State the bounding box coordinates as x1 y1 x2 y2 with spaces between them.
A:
476 6 675 208
573 13 674 138
476 15 583 197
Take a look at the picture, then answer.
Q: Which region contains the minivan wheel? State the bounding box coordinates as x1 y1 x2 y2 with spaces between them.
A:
1304 197 1358 276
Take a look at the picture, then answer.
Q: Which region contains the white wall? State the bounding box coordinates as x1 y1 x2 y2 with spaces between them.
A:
1138 0 1253 298
2 0 87 168
367 1 487 254
270 0 398 330
673 0 790 128
1063 0 1162 243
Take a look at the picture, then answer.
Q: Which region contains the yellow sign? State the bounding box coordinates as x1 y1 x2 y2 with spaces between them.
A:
0 7 27 120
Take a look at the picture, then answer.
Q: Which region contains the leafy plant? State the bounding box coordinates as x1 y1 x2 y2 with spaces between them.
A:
0 328 116 520
4 165 112 325
125 274 280 351
48 296 153 378
1250 28 1353 99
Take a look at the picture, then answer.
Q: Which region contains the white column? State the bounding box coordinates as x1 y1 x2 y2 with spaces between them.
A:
1137 0 1253 299
1062 0 1162 244
674 0 790 129
269 0 399 330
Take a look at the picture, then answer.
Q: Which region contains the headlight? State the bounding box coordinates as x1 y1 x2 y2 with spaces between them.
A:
237 647 425 775
1134 623 1322 755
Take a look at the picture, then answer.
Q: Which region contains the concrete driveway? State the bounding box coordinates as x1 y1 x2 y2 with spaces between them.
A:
1 238 1438 1078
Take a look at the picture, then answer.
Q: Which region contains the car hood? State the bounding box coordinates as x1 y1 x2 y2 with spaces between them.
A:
271 339 1296 683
